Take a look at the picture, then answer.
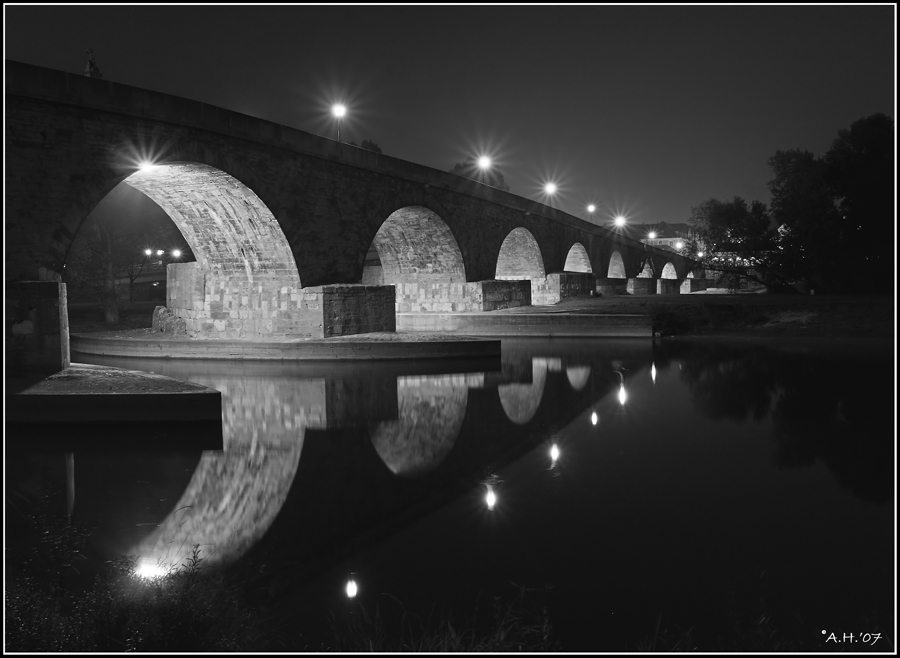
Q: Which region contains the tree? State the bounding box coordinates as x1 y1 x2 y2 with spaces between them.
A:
690 114 893 295
348 139 383 154
449 158 511 192
687 197 791 290
823 113 893 288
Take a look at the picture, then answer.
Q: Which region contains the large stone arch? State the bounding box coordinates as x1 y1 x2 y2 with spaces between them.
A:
124 162 302 338
661 262 678 279
607 250 627 279
364 206 466 312
563 242 592 273
496 227 552 305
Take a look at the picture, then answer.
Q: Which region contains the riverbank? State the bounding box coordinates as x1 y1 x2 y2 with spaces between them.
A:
68 293 895 341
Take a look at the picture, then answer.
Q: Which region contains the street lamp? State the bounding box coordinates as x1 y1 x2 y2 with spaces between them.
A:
614 215 626 228
544 182 558 196
332 103 346 143
477 155 491 171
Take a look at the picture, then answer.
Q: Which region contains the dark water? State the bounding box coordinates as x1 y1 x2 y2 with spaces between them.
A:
7 338 894 651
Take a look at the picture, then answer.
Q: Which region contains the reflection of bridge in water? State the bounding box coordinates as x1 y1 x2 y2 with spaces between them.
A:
73 341 654 575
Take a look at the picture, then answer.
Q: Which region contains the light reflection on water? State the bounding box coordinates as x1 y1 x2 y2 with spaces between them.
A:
7 338 893 650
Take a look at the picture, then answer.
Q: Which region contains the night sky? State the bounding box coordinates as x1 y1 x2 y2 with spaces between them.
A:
4 5 894 223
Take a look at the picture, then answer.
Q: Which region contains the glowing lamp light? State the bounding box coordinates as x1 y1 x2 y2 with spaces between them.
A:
485 485 497 511
651 363 657 384
477 155 491 170
614 216 626 227
171 249 182 258
550 443 560 464
617 384 627 406
144 248 153 256
648 231 657 239
332 103 346 118
544 182 558 195
156 249 164 256
675 241 684 250
697 251 704 258
591 411 598 426
345 576 358 598
138 161 156 171
587 204 596 213
135 559 167 580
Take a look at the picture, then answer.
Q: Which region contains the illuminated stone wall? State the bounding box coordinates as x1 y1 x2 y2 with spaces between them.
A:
627 278 657 295
167 264 394 338
547 272 594 301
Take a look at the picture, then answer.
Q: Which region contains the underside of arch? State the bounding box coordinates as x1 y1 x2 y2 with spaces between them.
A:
365 206 466 312
124 162 302 338
496 227 554 305
564 243 592 273
607 250 626 279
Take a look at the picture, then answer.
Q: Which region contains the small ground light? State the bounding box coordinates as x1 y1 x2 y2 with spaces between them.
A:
171 249 181 258
485 484 496 510
550 443 560 463
591 411 598 426
618 384 627 405
156 249 164 256
345 574 358 598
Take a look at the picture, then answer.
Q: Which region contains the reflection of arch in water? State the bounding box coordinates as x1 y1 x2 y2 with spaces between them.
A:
370 375 469 477
566 365 591 391
130 376 313 569
498 358 549 424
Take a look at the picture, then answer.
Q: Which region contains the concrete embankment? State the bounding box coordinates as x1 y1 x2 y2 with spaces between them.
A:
69 331 503 361
6 363 223 451
397 312 652 336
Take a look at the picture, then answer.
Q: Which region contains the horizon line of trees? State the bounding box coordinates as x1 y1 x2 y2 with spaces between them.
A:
686 113 893 294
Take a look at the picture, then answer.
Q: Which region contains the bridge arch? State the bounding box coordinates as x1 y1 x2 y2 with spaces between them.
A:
607 250 627 278
563 242 592 273
496 227 550 305
365 206 466 312
637 259 654 278
661 262 678 279
124 162 302 338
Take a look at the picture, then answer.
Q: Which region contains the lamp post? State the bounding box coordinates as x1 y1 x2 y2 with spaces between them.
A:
332 103 346 143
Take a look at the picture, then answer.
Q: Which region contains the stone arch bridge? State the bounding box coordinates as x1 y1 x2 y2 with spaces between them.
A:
6 61 700 372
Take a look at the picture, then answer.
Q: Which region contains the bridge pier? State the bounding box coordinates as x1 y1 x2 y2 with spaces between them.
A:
626 278 657 295
6 281 70 390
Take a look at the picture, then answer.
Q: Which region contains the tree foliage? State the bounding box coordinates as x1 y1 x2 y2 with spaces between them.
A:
449 158 511 192
348 139 383 154
690 113 893 294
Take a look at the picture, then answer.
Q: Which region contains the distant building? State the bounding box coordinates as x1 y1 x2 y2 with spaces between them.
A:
629 221 694 252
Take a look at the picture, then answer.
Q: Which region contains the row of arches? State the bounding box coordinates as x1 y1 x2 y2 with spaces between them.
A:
88 162 692 337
